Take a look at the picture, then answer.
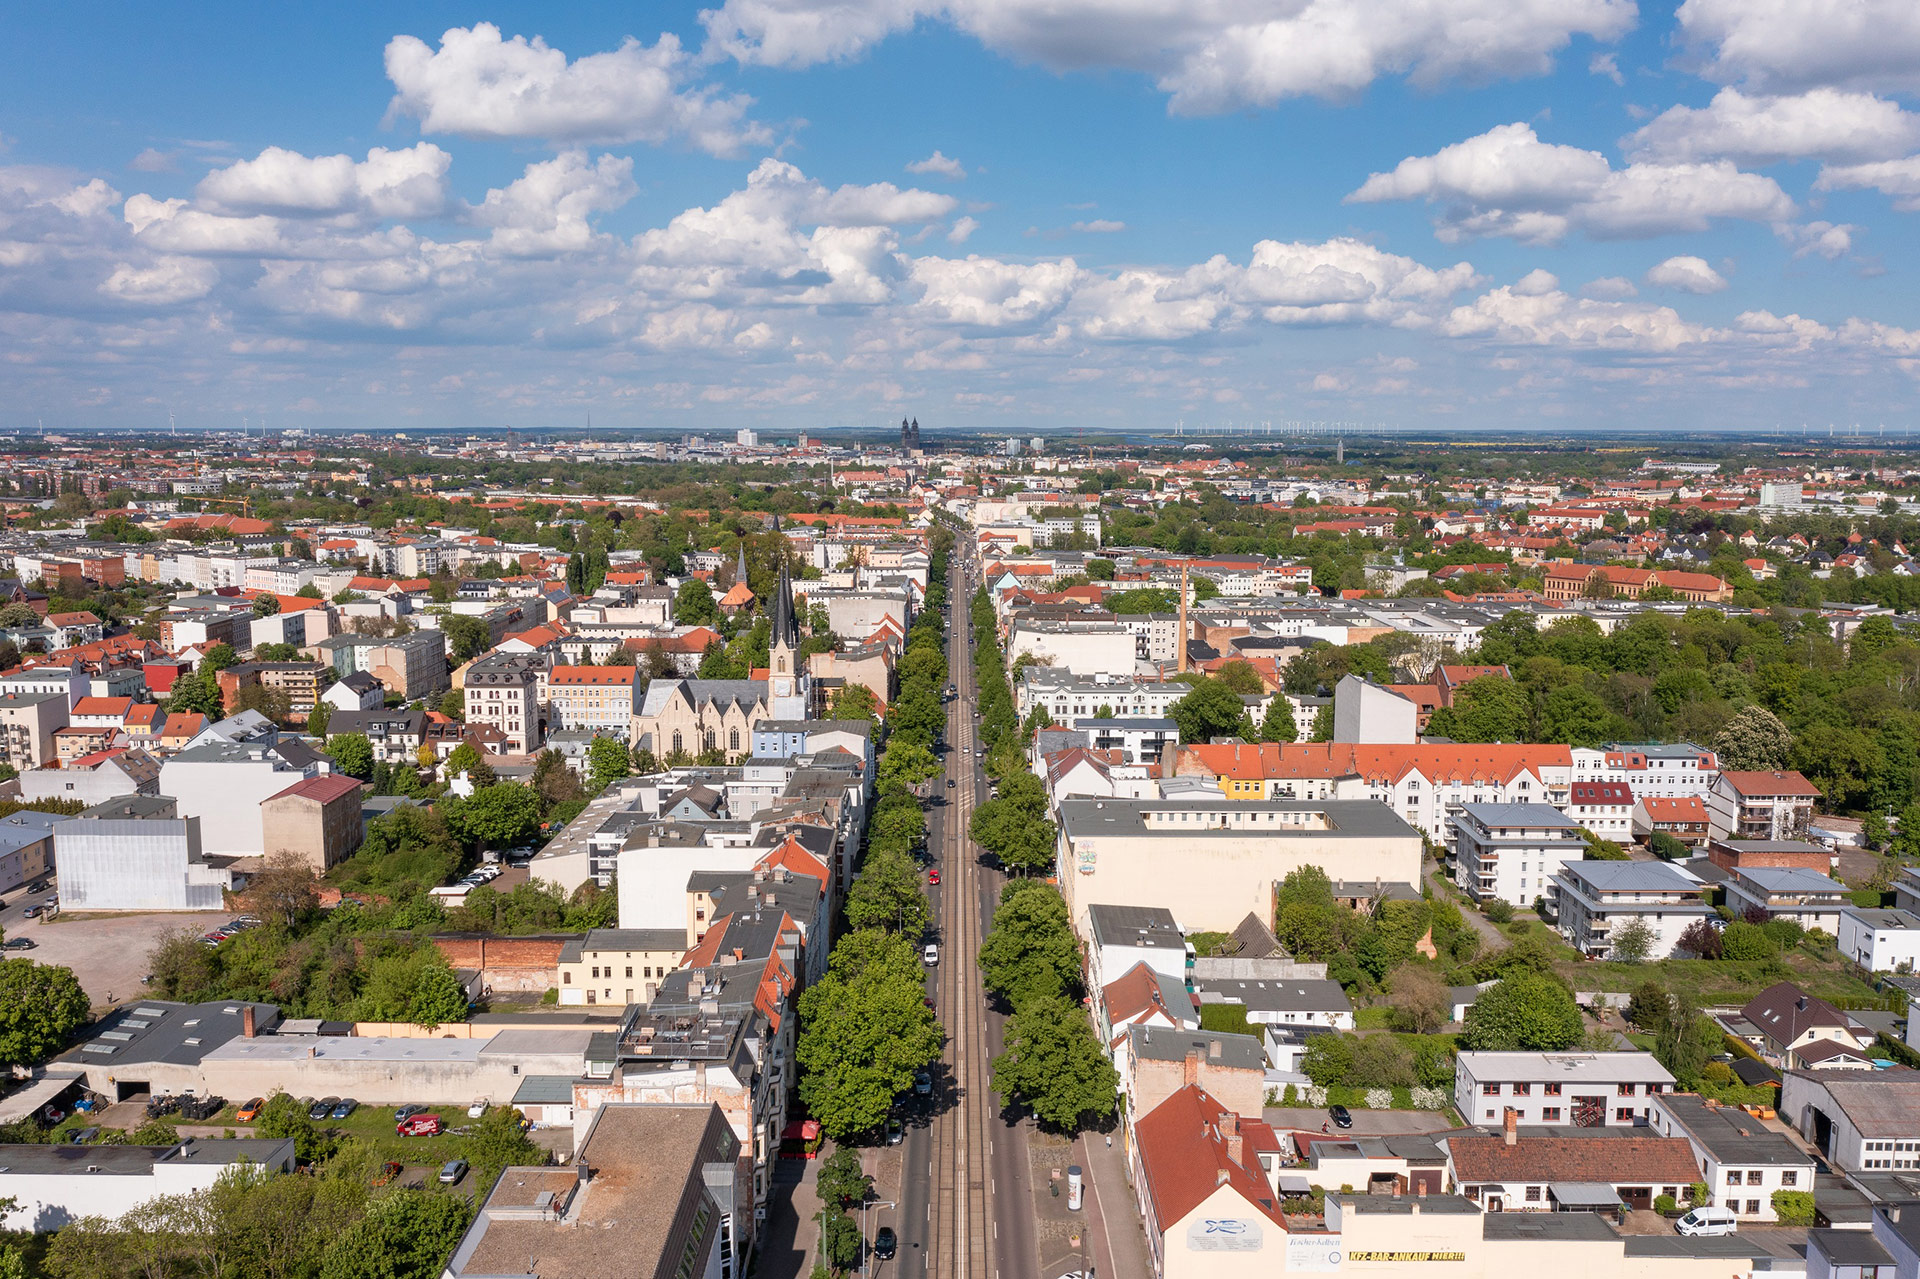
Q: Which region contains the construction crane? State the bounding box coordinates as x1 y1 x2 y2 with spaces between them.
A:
191 496 254 518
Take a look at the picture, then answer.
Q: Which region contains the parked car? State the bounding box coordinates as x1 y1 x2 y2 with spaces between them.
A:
1329 1105 1353 1130
1676 1206 1739 1237
874 1227 897 1260
236 1098 265 1122
927 868 940 886
330 1098 357 1120
438 1159 468 1185
394 1104 425 1122
69 1127 98 1145
886 1117 904 1146
396 1114 442 1137
467 1101 488 1119
310 1097 339 1121
914 1071 932 1097
21 906 40 920
3 938 35 950
25 880 47 894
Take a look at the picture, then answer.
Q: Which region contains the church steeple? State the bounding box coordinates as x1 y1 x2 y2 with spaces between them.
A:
768 561 808 717
772 563 800 653
735 540 749 594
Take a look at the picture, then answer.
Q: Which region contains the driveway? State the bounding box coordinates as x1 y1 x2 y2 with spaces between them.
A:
1425 866 1506 952
1263 1107 1458 1136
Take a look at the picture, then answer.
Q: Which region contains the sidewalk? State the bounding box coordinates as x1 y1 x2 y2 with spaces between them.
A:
1075 1128 1153 1279
759 1153 824 1279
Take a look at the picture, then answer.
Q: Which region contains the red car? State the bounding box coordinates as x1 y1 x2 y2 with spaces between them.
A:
927 869 940 885
396 1114 442 1137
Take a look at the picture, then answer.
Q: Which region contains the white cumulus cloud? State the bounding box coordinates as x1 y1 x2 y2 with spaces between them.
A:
1676 0 1920 95
384 23 769 155
475 151 638 257
1625 88 1920 165
1816 156 1920 211
906 150 967 179
99 256 219 305
1071 219 1125 233
197 143 452 219
700 0 1637 113
1349 121 1793 241
1645 255 1728 292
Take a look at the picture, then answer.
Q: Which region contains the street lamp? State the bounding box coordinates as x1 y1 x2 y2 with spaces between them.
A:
859 1198 896 1277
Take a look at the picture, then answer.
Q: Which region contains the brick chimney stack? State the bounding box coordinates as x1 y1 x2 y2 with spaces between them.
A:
1183 1048 1201 1087
242 1005 256 1038
1503 1108 1518 1146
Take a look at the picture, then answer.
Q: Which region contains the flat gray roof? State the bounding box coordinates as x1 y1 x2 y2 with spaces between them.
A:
1058 797 1420 840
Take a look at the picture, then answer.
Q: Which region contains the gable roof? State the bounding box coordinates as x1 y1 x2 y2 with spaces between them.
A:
1134 1085 1285 1235
265 773 365 806
1719 770 1821 798
1446 1133 1701 1186
1742 982 1861 1045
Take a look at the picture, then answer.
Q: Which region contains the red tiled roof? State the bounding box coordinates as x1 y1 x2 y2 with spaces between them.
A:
72 696 134 717
265 773 366 805
1570 781 1634 805
1448 1134 1701 1186
1135 1086 1284 1235
1720 770 1821 798
550 666 638 686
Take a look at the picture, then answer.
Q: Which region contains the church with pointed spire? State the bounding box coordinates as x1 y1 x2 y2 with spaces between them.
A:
767 563 810 719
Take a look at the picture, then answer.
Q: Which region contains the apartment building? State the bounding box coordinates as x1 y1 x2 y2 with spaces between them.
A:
1566 780 1635 843
465 651 548 754
1449 802 1585 908
547 665 639 736
1708 769 1821 841
1648 1092 1815 1221
1550 859 1714 959
1453 1050 1675 1127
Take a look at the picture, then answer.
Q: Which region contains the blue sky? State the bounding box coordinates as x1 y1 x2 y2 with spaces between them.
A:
3 1 1920 433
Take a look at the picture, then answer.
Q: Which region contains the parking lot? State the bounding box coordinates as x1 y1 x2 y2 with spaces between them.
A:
0 877 226 1007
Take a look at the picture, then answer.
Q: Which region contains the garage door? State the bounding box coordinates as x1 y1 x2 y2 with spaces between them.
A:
1619 1187 1651 1210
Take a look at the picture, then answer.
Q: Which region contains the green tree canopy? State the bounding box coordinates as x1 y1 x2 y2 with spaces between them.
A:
326 733 374 781
796 930 945 1140
977 881 1081 1009
0 960 89 1066
990 994 1120 1132
1168 677 1256 745
1459 971 1583 1051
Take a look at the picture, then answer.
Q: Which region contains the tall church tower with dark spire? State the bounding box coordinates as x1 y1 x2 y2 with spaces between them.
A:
768 562 808 718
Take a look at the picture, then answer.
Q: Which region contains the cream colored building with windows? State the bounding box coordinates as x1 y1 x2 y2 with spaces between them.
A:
556 928 687 1006
1053 798 1422 934
547 666 638 736
629 678 770 762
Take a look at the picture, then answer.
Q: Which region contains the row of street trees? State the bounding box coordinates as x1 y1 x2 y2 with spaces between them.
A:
798 528 954 1275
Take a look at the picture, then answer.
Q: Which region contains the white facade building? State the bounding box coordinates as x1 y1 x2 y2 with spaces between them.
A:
1455 1050 1675 1128
1449 802 1585 908
1839 907 1920 974
1550 859 1714 959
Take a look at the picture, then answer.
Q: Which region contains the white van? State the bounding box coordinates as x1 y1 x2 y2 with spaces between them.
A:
923 944 939 967
1675 1206 1738 1237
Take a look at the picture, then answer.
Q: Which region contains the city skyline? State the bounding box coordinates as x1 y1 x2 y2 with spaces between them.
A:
4 1 1920 431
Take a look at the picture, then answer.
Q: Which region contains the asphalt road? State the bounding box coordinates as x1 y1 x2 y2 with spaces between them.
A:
877 554 1037 1279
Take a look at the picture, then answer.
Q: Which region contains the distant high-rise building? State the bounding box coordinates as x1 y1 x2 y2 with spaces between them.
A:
736 428 759 447
1030 436 1044 454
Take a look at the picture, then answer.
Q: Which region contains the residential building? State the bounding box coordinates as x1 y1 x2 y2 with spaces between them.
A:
321 707 424 764
1741 982 1873 1069
1444 1123 1703 1213
465 651 547 754
1780 1069 1920 1171
547 665 639 736
442 1104 747 1279
1648 1092 1815 1221
1566 780 1635 843
0 691 68 771
1130 1084 1286 1279
260 773 365 873
1125 1027 1268 1122
1193 976 1353 1030
0 810 64 895
214 660 329 722
1708 769 1820 841
52 795 228 911
319 669 382 713
1086 903 1189 991
1633 796 1711 846
1101 961 1199 1066
318 630 448 700
1054 798 1423 934
1079 717 1178 767
1549 859 1714 959
1453 1050 1675 1127
19 747 161 806
1449 802 1585 908
557 928 689 1006
1016 669 1189 723
1840 907 1920 974
1723 866 1849 934
0 1139 296 1234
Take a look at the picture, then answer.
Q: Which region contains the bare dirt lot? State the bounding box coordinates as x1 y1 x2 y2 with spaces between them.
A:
4 893 227 1008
